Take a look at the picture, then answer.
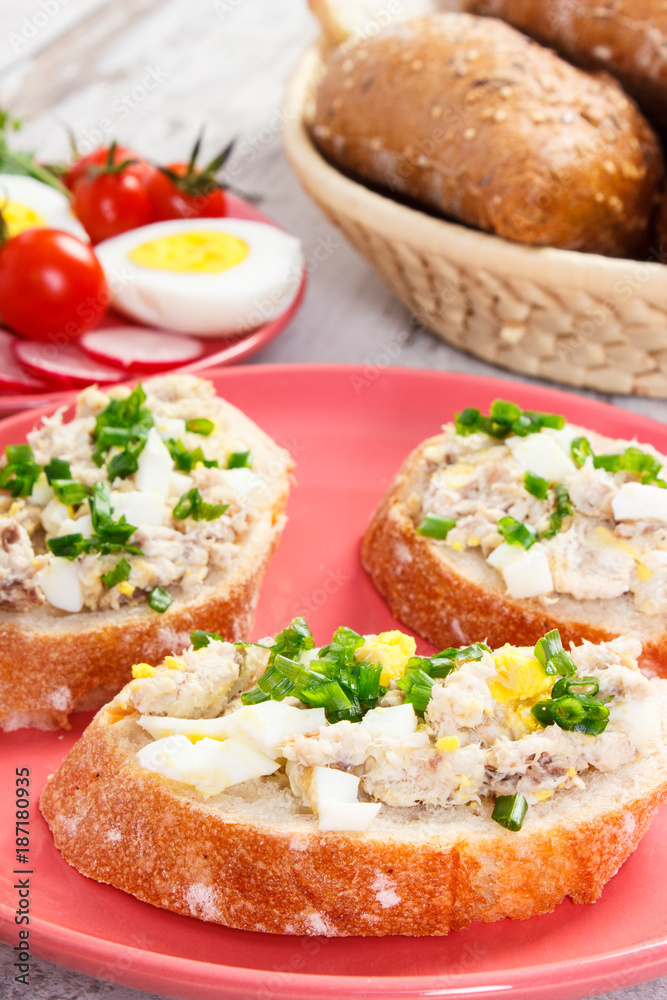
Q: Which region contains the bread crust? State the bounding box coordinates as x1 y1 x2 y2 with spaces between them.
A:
467 0 667 136
40 692 667 936
361 438 667 676
0 515 285 731
311 12 663 256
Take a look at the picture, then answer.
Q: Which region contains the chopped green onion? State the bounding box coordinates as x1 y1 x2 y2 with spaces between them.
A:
524 472 550 500
93 384 153 480
0 444 42 497
299 680 352 713
532 694 609 735
551 675 599 699
186 418 215 436
173 487 228 521
190 629 224 650
541 483 573 540
534 630 576 677
51 479 91 506
148 586 173 613
497 516 537 550
593 454 623 473
270 617 315 662
492 793 528 831
570 437 593 468
46 533 89 560
167 438 219 473
241 686 271 705
44 458 71 483
102 557 131 589
455 401 565 440
416 513 456 539
227 450 252 469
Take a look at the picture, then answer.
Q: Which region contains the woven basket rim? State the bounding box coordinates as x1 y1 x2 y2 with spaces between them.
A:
283 44 667 299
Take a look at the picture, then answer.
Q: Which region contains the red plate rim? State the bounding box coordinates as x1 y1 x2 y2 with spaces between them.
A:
1 364 666 1000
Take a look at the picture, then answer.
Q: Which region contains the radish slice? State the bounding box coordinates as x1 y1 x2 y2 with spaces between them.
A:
0 331 51 393
13 339 121 388
81 327 204 373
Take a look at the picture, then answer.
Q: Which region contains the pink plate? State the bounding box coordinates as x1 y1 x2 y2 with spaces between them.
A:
0 193 305 417
1 365 667 1000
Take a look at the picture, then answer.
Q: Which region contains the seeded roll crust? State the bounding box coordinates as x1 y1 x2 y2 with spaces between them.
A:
311 13 664 256
40 638 667 936
467 0 667 137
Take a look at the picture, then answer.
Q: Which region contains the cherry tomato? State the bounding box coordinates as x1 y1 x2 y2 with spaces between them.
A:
64 144 144 192
73 166 153 243
147 137 232 221
0 229 108 342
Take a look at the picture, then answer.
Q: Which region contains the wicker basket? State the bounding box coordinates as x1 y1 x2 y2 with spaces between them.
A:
283 44 667 398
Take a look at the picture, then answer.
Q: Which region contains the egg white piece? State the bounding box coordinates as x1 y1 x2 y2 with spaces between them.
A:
95 218 304 337
0 174 88 241
360 703 418 738
134 427 174 496
36 556 84 613
612 482 667 523
501 546 554 599
506 432 576 481
110 489 165 526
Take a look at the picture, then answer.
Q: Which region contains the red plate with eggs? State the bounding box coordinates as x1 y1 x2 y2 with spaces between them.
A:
0 193 306 416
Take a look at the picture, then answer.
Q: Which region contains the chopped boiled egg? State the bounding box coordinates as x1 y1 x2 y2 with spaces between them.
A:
0 174 88 241
139 701 326 757
137 734 279 797
360 703 418 738
488 543 553 599
306 766 381 832
40 497 71 536
506 433 576 481
57 513 93 538
95 218 304 337
609 699 661 750
110 489 165 527
35 556 84 612
170 471 194 496
134 427 174 496
356 631 417 685
30 474 54 507
611 482 667 523
489 646 553 703
154 417 186 442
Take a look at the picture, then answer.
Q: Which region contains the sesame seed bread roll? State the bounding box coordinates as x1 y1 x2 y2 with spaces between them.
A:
467 1 667 136
311 13 664 256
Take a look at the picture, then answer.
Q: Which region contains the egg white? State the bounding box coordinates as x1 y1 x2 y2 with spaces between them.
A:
95 218 304 337
0 174 89 241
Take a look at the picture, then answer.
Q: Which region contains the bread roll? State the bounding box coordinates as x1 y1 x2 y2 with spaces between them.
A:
311 13 664 255
467 0 667 136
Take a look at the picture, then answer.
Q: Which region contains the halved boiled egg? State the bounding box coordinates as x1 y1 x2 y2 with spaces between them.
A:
0 174 88 241
95 218 304 337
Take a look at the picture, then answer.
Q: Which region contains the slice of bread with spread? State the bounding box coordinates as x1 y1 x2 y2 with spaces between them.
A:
362 400 667 675
40 618 667 935
0 375 292 731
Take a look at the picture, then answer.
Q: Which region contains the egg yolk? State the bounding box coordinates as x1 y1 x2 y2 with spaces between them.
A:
128 231 250 272
3 200 47 237
488 646 553 704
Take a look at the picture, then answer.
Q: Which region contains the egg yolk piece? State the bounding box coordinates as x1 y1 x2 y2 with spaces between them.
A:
3 200 47 237
128 231 250 273
356 631 417 686
488 645 553 704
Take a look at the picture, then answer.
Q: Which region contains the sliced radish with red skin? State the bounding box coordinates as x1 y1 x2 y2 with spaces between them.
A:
0 331 52 393
13 339 121 388
80 327 204 373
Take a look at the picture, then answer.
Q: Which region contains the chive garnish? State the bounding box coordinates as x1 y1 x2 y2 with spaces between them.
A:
167 438 219 473
44 458 71 483
570 436 593 468
46 533 90 559
416 513 456 539
227 450 252 469
455 401 565 440
524 472 550 500
148 586 173 613
102 557 131 590
571 437 665 487
92 384 154 481
186 418 214 436
531 628 611 735
51 479 92 507
190 629 224 650
497 516 537 550
173 487 228 521
492 793 528 831
0 444 42 497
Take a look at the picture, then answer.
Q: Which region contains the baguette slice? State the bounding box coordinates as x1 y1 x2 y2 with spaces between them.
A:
40 644 667 936
361 436 667 677
0 382 291 732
